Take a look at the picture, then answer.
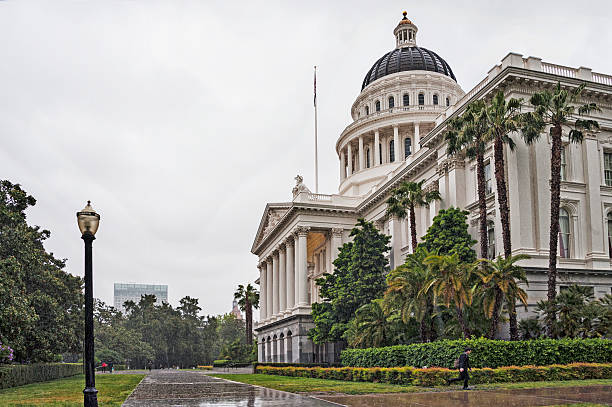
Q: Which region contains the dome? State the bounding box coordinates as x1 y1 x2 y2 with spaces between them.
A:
361 46 457 90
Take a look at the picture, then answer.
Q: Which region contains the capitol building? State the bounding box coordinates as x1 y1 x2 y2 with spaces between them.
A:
251 13 612 363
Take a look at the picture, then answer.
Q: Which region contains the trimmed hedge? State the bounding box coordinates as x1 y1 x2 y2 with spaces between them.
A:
255 363 612 387
0 363 83 390
340 338 612 368
213 360 229 367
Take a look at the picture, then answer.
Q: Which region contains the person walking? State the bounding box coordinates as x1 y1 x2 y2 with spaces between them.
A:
447 347 472 390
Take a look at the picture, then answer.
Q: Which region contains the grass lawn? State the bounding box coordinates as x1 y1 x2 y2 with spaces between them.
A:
212 374 612 397
211 374 428 394
0 374 144 406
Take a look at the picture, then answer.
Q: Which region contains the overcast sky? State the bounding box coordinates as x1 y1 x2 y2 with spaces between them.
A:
1 1 611 317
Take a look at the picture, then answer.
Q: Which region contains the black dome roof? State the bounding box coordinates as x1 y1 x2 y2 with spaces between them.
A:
362 46 456 90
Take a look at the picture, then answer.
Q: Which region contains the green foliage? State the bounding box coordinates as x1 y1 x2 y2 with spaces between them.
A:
535 286 612 339
219 338 257 363
234 283 259 345
0 363 82 390
0 180 84 363
344 299 405 348
340 338 612 368
519 318 543 340
255 362 612 387
310 219 390 344
420 207 476 263
213 359 230 367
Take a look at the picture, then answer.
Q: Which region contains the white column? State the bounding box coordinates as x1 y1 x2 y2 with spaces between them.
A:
266 259 273 320
293 232 300 308
347 143 353 175
278 245 286 314
272 251 279 316
369 142 374 168
340 150 346 181
358 136 364 171
374 130 380 166
285 237 295 312
259 263 267 321
297 227 310 307
331 228 343 264
414 122 420 153
393 125 400 162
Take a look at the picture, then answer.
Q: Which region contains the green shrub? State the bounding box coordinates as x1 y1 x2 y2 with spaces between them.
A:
0 363 83 390
113 364 127 371
255 363 612 386
213 360 229 367
340 338 612 368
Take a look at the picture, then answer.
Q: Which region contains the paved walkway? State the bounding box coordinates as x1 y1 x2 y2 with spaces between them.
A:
121 370 338 406
319 385 612 406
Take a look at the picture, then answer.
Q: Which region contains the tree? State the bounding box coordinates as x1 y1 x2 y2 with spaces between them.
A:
446 101 489 260
475 254 529 339
386 180 441 252
310 218 390 344
421 207 477 263
484 91 523 258
0 180 84 362
384 247 435 342
520 83 600 336
345 299 397 348
234 283 259 345
422 253 473 338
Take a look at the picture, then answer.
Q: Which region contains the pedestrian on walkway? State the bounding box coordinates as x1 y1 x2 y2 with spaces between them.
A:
447 347 472 390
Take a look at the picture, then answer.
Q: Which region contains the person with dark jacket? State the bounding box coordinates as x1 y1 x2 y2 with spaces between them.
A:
447 348 472 390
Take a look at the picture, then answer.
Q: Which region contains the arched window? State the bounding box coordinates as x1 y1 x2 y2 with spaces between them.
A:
365 105 369 115
487 221 496 259
388 96 394 109
418 93 425 105
379 143 382 164
446 97 450 107
375 100 381 112
559 208 570 258
403 93 409 106
433 94 439 105
366 148 371 168
404 137 412 158
608 212 612 258
389 140 395 163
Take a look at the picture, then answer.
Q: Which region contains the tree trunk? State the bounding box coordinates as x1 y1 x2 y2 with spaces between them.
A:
246 299 252 345
488 287 503 339
508 296 519 340
419 319 427 343
410 204 418 253
476 150 489 259
456 306 470 339
547 124 563 337
494 136 512 258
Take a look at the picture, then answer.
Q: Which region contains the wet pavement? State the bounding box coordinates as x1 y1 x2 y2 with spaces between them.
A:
319 385 612 406
121 369 339 406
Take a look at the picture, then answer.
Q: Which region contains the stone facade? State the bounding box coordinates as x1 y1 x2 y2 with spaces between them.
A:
252 15 612 363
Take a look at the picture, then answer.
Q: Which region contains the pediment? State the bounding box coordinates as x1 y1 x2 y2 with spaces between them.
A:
252 203 291 253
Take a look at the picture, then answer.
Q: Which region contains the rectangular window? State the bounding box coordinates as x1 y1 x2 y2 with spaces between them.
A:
560 146 567 181
487 224 496 259
604 152 612 186
484 162 493 194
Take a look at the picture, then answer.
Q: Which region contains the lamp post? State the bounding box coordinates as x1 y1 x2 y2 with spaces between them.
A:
77 201 100 407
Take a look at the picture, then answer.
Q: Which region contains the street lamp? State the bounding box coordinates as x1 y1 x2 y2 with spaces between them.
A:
77 201 100 407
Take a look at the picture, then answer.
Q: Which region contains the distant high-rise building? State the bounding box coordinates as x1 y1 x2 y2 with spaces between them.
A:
231 299 243 320
113 283 168 313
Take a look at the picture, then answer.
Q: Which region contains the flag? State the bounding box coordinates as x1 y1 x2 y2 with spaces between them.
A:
314 66 317 107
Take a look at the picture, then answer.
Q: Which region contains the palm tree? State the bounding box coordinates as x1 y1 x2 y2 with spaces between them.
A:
422 253 473 338
475 254 529 339
384 247 434 342
446 101 489 260
484 91 523 259
520 82 600 336
386 180 441 252
347 299 393 348
233 283 259 345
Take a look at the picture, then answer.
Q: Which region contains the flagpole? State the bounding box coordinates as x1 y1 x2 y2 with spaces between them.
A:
314 65 319 193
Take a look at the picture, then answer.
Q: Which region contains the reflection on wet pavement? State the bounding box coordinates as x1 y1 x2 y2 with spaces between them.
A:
121 370 339 407
319 385 612 407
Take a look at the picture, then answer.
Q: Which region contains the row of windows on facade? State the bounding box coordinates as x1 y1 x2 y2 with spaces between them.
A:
346 138 413 173
559 148 612 186
364 94 450 115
